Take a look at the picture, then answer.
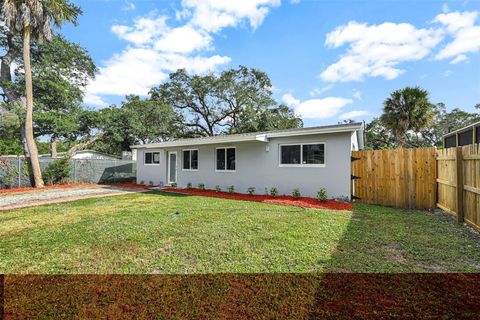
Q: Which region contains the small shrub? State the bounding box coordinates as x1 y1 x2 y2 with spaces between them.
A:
186 182 192 189
198 183 205 190
247 187 255 195
215 185 221 192
228 185 235 193
149 181 154 186
270 187 278 197
140 180 145 185
292 188 301 198
43 158 71 185
317 187 327 202
170 182 177 188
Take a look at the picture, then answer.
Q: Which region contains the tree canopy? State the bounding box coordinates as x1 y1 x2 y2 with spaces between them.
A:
380 86 435 148
150 66 302 137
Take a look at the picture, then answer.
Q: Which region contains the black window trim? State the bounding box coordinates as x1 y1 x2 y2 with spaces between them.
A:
215 146 236 172
279 142 326 167
144 151 160 165
182 149 199 171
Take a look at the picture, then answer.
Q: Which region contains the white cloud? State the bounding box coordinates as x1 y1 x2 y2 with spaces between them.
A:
434 11 480 63
112 16 168 46
86 0 279 106
181 0 281 32
154 26 212 53
352 89 362 100
339 110 370 119
444 69 452 77
121 0 135 11
282 93 300 106
450 54 468 64
282 94 352 119
86 48 230 102
442 3 449 13
320 21 443 82
84 93 108 107
309 84 333 96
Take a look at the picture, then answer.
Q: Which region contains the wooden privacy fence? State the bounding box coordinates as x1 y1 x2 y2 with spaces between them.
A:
352 144 480 230
351 148 437 210
437 144 480 229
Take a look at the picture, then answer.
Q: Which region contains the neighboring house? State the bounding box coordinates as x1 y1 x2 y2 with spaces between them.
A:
443 121 480 148
39 150 121 160
131 123 364 199
121 150 137 161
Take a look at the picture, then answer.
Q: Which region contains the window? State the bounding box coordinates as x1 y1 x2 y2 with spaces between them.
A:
444 135 456 148
183 149 198 170
458 129 473 146
144 152 160 165
281 145 301 164
216 147 235 171
280 143 325 167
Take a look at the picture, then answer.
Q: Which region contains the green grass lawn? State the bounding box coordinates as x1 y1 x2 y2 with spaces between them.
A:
1 191 480 274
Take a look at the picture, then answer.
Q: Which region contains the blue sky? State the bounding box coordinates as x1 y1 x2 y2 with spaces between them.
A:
62 0 480 127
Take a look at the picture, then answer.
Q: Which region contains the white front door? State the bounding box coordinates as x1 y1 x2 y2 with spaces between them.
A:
168 152 177 184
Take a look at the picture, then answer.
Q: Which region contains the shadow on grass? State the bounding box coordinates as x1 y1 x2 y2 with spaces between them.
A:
3 274 480 319
3 203 480 319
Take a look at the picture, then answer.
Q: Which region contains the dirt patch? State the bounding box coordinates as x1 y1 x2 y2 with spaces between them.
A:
411 261 448 273
0 183 99 195
0 186 149 211
382 243 407 264
163 188 352 211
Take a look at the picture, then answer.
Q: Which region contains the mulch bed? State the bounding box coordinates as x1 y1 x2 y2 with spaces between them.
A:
163 188 352 211
0 183 99 195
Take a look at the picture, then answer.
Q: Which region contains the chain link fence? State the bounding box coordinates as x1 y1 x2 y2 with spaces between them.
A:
0 156 136 189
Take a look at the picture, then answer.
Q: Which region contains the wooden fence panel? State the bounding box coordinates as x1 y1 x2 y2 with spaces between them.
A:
436 147 457 216
436 144 480 230
461 144 480 229
352 144 479 230
351 148 437 210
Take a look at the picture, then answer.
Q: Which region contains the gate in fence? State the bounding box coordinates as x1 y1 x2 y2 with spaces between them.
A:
351 144 480 230
0 157 136 189
351 148 437 210
436 144 480 229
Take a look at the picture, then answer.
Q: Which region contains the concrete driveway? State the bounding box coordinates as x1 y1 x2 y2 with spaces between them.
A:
0 185 149 210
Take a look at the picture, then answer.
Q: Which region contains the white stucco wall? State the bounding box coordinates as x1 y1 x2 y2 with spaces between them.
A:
135 132 353 199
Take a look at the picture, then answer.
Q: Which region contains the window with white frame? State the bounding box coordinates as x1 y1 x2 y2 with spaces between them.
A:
216 147 235 171
280 143 325 166
183 149 198 170
144 151 160 165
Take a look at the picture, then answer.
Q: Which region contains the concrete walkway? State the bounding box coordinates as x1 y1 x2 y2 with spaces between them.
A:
0 186 149 210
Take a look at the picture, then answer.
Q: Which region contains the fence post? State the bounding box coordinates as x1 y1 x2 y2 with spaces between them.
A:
73 160 76 183
455 146 464 222
18 156 21 188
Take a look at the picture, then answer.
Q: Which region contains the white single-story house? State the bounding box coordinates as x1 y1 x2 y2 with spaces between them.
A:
131 122 364 199
39 150 121 160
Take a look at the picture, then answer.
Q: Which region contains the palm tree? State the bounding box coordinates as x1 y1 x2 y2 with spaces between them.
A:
1 0 80 187
380 87 435 148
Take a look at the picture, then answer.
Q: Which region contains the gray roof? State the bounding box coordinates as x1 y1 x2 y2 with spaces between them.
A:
443 120 480 138
131 122 364 149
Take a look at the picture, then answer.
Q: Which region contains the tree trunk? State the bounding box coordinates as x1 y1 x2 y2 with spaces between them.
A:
23 26 44 187
66 132 105 159
50 137 58 158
